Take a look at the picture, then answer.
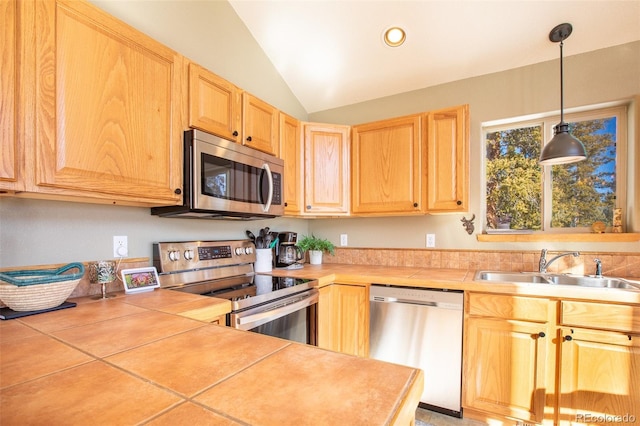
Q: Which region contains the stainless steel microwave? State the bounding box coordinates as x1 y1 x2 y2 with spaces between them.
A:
151 129 284 219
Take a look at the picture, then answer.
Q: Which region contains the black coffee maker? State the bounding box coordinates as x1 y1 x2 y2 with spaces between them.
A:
275 232 303 268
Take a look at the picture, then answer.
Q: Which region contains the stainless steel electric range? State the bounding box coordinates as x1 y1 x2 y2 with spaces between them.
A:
153 240 318 345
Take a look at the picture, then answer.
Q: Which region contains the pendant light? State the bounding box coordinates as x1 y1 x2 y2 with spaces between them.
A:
539 23 587 165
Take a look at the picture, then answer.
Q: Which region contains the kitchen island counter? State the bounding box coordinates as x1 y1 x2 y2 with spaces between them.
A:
0 290 423 426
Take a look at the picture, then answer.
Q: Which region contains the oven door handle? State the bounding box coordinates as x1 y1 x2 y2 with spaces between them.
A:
236 292 318 329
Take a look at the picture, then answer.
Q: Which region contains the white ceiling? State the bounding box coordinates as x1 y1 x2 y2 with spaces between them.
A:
229 0 640 113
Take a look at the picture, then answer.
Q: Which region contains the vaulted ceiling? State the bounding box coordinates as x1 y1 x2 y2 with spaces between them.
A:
229 0 640 113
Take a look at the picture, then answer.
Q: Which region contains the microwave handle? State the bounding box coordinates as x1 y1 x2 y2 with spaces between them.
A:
262 163 274 212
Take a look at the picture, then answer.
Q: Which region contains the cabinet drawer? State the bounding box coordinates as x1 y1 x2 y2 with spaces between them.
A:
467 293 549 322
561 301 640 334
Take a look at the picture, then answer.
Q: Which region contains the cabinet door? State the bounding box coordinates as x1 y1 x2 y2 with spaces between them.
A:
351 115 422 215
31 0 186 205
303 123 350 215
318 284 369 357
464 316 549 423
188 63 242 142
558 327 640 425
242 93 279 156
0 0 21 192
424 104 469 212
279 112 302 214
317 285 336 351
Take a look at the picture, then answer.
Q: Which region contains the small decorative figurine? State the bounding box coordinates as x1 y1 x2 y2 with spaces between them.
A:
461 214 475 235
591 221 605 234
612 208 622 233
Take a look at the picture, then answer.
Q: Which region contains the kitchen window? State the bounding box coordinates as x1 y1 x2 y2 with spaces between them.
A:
483 105 627 233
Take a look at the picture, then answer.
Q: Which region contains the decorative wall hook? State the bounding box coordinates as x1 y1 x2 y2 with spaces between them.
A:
461 214 475 235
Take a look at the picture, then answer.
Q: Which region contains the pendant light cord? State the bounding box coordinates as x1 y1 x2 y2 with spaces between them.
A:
559 40 564 125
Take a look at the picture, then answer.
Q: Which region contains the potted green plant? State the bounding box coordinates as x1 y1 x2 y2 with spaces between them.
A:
296 234 336 265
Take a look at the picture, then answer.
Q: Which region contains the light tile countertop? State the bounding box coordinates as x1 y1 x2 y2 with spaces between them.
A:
269 264 640 304
2 263 638 425
0 289 422 426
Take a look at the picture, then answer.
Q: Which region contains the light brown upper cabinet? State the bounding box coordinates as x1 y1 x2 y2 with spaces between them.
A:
188 63 242 142
351 114 423 215
0 0 21 193
424 104 469 212
242 93 280 156
279 112 303 214
26 0 186 206
189 65 279 157
303 123 350 215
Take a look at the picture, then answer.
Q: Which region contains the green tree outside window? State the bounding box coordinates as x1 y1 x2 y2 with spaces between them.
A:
485 114 618 232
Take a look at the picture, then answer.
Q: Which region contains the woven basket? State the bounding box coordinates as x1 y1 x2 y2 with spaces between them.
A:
0 263 84 312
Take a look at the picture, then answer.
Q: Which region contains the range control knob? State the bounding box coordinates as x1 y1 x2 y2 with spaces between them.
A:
183 249 194 261
244 246 254 254
168 250 180 261
235 247 245 255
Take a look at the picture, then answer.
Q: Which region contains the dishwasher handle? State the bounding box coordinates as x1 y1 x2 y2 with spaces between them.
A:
371 295 462 310
372 296 437 306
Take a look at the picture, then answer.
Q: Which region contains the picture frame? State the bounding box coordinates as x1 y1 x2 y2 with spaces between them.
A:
120 267 161 294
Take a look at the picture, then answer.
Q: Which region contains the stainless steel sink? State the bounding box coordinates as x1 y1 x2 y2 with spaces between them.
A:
474 271 553 284
474 271 640 290
547 275 640 289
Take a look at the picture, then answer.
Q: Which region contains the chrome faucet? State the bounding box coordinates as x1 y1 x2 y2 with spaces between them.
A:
538 249 580 273
593 258 603 278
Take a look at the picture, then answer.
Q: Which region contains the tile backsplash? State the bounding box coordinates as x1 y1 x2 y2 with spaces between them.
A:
69 259 150 299
2 251 639 304
324 248 640 278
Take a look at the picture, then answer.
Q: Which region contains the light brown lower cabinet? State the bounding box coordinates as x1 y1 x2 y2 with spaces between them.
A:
463 293 552 424
464 293 640 425
557 301 640 425
558 327 640 424
317 283 369 357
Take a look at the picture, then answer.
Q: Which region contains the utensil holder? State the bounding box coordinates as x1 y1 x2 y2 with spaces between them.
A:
255 249 273 272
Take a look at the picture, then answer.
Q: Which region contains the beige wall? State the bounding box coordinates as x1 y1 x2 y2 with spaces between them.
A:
308 42 640 254
0 198 308 268
1 2 638 268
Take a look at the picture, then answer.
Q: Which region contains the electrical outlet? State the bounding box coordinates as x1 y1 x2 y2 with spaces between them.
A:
340 234 348 246
113 236 128 258
426 234 435 248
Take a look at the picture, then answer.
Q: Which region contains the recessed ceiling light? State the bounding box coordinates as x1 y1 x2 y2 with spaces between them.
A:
384 26 406 47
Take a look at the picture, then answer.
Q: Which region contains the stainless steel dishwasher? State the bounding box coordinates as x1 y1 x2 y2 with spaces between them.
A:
369 285 463 418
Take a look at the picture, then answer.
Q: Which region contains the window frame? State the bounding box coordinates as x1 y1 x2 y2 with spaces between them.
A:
482 103 628 234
